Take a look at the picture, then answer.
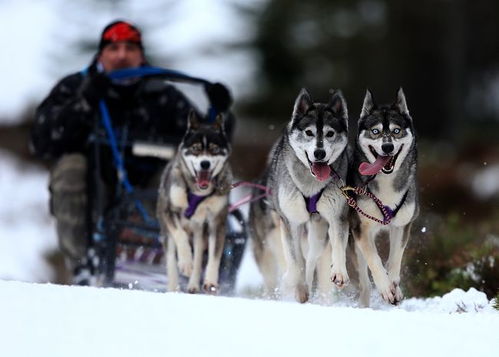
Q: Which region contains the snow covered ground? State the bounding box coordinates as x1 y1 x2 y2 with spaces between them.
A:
1 280 498 357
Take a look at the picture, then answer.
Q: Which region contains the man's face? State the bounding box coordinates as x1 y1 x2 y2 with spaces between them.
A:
98 41 143 72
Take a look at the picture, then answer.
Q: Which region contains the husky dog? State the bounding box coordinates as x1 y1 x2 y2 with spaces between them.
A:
349 88 419 306
157 110 232 294
248 172 286 297
250 88 350 303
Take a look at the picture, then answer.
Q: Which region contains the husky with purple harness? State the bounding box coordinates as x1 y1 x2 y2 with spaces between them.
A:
157 111 233 294
249 88 350 303
349 88 419 306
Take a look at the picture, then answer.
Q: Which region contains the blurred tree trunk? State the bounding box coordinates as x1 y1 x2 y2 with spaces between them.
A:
444 0 466 141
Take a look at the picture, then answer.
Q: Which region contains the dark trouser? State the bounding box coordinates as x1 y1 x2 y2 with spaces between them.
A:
49 154 88 271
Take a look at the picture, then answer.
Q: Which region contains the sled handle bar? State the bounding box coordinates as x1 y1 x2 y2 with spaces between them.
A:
107 66 212 86
107 66 220 122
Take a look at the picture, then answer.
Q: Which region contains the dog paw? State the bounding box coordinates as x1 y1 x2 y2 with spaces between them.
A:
187 284 200 294
380 282 403 305
167 282 179 292
330 271 350 289
203 283 218 294
392 282 404 304
295 284 309 303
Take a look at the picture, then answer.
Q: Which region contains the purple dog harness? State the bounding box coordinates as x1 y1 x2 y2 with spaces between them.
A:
184 192 212 219
304 189 324 214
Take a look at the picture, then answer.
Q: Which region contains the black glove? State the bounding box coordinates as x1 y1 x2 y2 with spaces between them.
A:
205 82 233 112
81 72 111 105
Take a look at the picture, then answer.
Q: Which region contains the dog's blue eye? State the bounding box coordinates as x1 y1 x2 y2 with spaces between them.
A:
325 131 334 138
305 130 314 137
392 128 401 135
371 128 380 135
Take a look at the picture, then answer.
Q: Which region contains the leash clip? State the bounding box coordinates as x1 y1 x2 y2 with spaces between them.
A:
340 185 355 200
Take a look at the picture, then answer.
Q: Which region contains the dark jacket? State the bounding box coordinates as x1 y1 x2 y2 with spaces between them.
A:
31 63 195 161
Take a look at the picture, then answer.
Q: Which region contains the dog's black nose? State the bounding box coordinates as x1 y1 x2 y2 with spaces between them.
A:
314 149 326 160
200 160 211 170
382 143 394 154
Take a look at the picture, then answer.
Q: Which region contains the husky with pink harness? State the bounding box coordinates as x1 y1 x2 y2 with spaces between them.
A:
349 88 419 306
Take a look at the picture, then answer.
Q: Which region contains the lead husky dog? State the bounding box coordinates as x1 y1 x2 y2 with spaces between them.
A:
349 88 419 306
250 88 350 303
157 110 232 294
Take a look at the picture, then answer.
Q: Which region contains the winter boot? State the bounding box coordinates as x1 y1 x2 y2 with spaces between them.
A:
49 153 89 280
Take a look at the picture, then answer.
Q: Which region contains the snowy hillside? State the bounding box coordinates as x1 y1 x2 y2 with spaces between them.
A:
1 280 498 357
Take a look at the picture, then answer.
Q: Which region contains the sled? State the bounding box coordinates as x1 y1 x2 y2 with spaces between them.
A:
85 67 247 294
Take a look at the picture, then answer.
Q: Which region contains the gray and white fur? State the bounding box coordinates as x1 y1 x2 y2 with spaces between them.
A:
349 88 419 306
250 88 350 303
157 110 232 294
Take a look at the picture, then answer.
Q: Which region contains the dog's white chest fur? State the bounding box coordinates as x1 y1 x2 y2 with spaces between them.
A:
316 187 344 217
169 184 189 209
278 186 309 224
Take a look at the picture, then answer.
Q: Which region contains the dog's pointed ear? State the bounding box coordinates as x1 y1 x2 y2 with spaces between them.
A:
360 89 374 118
329 89 348 120
292 88 313 117
187 109 200 131
213 113 225 132
396 87 410 116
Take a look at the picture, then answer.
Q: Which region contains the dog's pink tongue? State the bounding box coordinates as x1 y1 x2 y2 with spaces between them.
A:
359 156 391 176
197 170 211 189
311 162 331 181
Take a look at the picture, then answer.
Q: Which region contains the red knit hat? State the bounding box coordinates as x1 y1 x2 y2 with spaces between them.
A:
98 20 143 51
